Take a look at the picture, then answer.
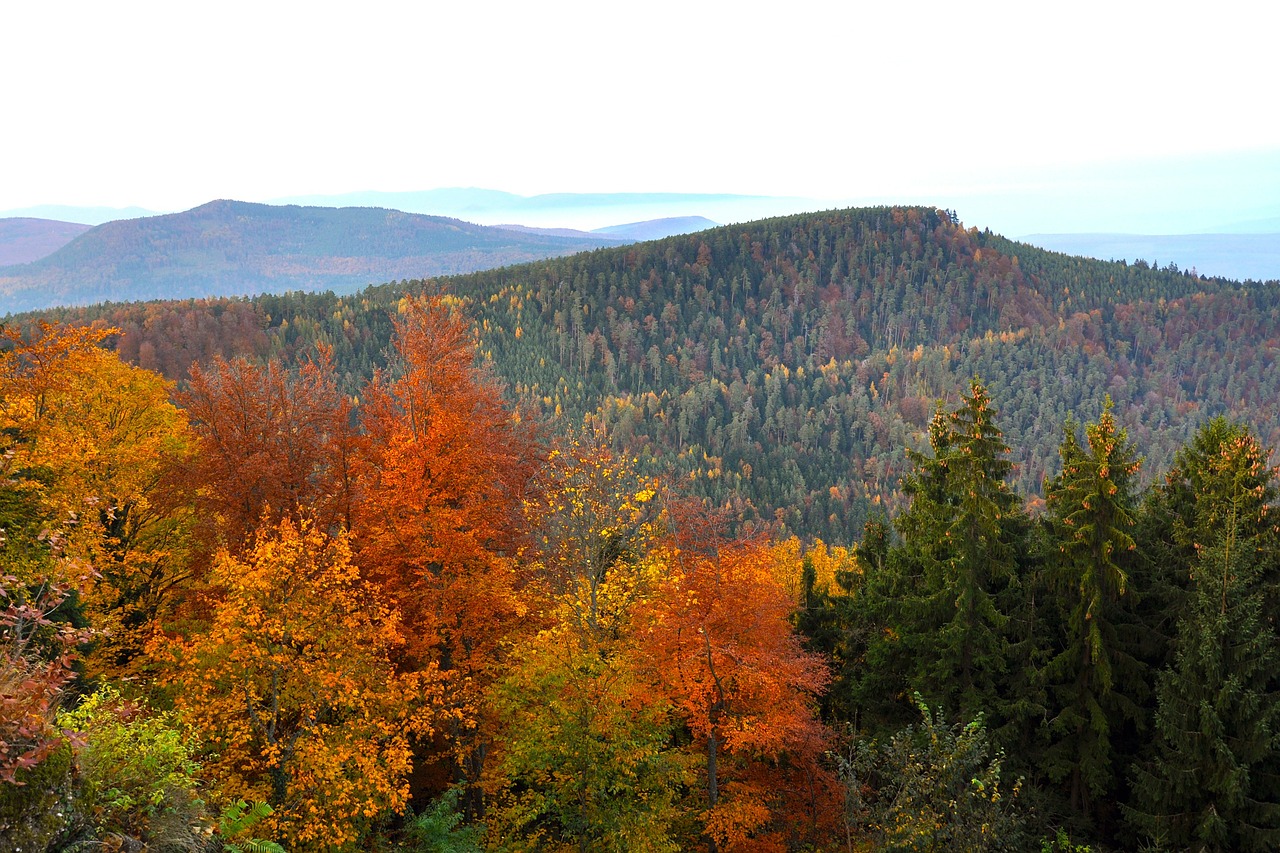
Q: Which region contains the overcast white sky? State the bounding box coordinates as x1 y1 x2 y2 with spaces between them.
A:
3 1 1277 234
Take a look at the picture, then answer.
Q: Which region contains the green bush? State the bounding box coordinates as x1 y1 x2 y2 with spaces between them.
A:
400 789 482 853
217 799 286 853
56 685 204 845
839 694 1028 852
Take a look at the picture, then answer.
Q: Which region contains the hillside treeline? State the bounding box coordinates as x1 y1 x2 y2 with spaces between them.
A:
5 305 1280 852
32 207 1280 545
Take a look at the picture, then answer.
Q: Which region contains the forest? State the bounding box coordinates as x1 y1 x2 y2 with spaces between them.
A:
5 206 1280 852
35 207 1280 541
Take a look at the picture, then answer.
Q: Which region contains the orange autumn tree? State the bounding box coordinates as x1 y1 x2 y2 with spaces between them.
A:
641 529 839 853
170 517 427 849
178 348 356 556
355 295 541 803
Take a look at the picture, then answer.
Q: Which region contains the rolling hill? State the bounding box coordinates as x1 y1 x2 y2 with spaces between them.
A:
0 200 623 314
0 217 92 265
30 206 1280 543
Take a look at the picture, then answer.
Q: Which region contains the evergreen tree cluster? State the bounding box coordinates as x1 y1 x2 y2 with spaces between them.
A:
801 382 1280 850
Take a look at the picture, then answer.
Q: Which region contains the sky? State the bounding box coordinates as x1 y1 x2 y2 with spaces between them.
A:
3 0 1278 236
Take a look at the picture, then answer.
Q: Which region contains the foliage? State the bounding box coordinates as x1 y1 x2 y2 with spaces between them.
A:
891 379 1023 721
399 789 483 853
486 444 686 852
1125 422 1280 851
0 320 193 675
1039 399 1146 825
355 295 540 802
486 624 687 853
56 684 202 841
218 799 287 853
0 574 88 785
1038 828 1093 852
168 517 424 850
641 534 839 851
522 434 662 639
841 695 1027 852
179 348 356 555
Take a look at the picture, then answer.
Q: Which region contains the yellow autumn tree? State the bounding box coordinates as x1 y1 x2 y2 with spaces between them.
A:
521 434 662 638
169 517 431 850
485 439 687 852
0 322 193 674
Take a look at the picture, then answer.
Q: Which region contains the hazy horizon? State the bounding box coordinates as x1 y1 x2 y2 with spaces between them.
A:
3 2 1276 241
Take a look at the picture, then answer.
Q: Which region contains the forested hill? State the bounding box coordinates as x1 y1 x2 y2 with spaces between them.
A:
0 217 92 265
0 200 621 313
32 206 1280 543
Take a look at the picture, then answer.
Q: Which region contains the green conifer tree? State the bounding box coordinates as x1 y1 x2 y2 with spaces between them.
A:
1126 421 1280 851
893 379 1022 721
1041 399 1145 827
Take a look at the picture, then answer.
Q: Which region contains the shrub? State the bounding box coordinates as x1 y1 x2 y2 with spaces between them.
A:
57 685 204 845
839 694 1028 852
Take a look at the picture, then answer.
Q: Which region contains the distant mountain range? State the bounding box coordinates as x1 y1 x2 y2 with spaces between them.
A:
4 191 1278 316
267 189 814 231
0 200 633 314
1022 232 1280 282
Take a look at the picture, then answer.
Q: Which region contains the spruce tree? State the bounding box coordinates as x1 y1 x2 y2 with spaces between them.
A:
837 516 920 734
893 379 1022 721
1126 421 1280 851
1040 400 1145 828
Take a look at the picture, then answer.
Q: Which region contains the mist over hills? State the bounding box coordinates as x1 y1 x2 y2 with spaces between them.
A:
268 188 814 230
0 204 160 225
1022 232 1280 282
591 216 719 241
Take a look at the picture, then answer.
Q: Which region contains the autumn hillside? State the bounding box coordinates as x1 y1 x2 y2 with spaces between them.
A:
36 205 1280 543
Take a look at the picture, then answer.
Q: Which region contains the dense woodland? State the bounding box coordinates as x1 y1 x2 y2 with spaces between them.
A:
5 207 1280 852
36 206 1280 540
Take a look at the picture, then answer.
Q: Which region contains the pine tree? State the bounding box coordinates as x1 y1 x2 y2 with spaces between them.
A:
1126 421 1280 851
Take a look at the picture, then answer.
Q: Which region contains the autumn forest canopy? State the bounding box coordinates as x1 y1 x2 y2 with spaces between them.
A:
5 206 1280 852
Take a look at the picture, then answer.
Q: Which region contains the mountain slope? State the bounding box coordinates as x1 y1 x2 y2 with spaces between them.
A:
592 216 718 240
0 200 619 314
30 206 1280 543
0 217 92 265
